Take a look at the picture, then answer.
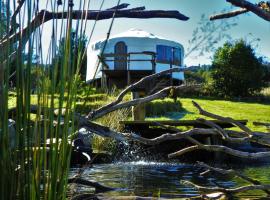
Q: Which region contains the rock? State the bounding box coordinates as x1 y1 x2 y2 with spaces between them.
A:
77 127 93 147
0 119 16 149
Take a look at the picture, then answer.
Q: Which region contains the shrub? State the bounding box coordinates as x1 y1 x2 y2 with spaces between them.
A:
211 40 266 97
145 98 182 116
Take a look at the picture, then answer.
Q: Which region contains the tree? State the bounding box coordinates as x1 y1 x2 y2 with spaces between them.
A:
53 31 87 82
211 39 265 97
0 1 8 37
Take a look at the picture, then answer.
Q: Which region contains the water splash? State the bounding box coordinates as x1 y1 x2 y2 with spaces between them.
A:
114 132 168 162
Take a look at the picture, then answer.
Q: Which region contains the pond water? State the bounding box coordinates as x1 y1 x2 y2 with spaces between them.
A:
71 161 270 199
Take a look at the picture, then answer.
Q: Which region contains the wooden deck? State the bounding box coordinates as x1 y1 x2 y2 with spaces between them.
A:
102 69 153 78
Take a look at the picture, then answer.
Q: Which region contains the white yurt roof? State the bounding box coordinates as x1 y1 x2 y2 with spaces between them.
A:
90 28 182 51
92 29 169 46
109 28 166 40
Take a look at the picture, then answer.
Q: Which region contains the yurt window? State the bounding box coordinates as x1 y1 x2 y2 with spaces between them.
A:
156 45 181 66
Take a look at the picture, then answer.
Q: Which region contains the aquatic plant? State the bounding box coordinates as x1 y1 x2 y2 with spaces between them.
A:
0 0 88 199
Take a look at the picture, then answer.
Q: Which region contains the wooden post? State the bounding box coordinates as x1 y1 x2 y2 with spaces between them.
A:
211 134 224 162
127 54 131 85
170 48 174 86
151 53 156 74
101 73 107 90
132 91 146 121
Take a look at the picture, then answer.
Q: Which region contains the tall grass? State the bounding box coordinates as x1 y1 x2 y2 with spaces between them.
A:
0 0 90 199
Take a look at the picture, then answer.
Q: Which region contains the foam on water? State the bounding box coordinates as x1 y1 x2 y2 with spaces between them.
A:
113 160 188 167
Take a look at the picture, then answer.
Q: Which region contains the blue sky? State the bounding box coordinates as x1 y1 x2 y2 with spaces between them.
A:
38 0 270 66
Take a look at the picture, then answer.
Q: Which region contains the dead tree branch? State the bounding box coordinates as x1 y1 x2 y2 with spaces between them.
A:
87 68 185 120
210 8 248 20
106 3 130 10
0 7 189 49
192 100 252 135
168 141 270 159
210 0 270 21
197 161 270 195
181 180 270 194
196 118 250 143
254 121 270 127
193 101 270 147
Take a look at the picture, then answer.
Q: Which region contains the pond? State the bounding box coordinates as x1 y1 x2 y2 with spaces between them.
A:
70 161 270 199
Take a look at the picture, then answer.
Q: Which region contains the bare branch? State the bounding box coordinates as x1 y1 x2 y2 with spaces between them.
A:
253 121 270 127
226 0 270 21
182 180 270 194
87 68 185 120
196 118 250 143
197 162 270 195
128 6 146 11
106 3 130 10
0 8 189 49
210 8 248 20
90 86 178 120
168 143 270 159
192 101 253 136
11 0 25 19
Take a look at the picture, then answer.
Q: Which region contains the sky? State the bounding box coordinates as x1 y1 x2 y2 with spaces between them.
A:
27 0 270 66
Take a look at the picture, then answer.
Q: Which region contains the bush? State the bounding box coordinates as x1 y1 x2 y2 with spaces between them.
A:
211 40 266 97
145 98 182 116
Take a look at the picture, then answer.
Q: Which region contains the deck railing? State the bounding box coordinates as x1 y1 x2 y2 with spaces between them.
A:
98 51 179 87
101 51 156 72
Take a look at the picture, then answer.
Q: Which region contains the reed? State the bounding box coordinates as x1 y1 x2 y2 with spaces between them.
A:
0 0 90 199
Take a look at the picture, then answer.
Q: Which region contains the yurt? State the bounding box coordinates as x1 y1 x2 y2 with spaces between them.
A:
86 29 185 89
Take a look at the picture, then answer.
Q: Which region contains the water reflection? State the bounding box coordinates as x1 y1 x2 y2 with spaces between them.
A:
71 161 270 199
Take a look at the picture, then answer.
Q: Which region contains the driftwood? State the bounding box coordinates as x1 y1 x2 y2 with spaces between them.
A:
7 67 270 197
81 77 270 197
197 161 270 195
210 0 270 21
182 180 270 194
87 67 186 120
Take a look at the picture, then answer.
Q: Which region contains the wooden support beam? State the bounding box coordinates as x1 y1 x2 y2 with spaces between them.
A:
132 91 146 121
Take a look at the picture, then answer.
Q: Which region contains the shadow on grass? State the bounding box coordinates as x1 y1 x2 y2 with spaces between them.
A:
164 109 194 120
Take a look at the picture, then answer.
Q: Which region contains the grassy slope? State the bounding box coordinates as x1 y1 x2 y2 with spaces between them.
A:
8 91 270 132
148 98 270 132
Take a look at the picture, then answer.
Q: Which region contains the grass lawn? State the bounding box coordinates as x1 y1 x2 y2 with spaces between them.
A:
8 90 270 132
148 97 270 132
